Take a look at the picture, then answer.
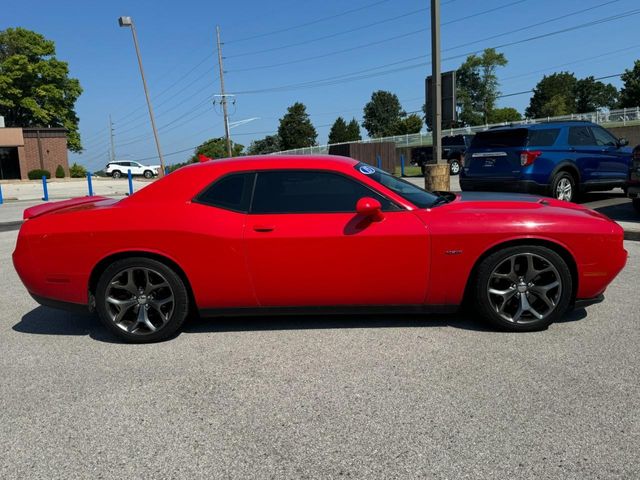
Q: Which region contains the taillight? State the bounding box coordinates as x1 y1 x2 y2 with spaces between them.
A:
520 150 541 167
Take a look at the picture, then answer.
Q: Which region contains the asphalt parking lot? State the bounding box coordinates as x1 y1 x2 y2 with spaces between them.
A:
0 229 638 479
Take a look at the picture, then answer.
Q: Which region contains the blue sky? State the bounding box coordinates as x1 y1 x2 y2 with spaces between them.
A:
3 0 640 170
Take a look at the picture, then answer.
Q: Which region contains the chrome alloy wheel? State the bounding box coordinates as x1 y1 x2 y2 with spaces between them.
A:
450 160 461 175
487 253 562 324
555 178 572 201
105 267 175 335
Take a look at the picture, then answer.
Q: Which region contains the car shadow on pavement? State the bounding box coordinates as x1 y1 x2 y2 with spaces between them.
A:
14 305 588 343
13 306 120 343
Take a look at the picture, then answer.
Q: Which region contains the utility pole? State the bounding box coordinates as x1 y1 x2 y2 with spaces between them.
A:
118 16 166 177
216 26 233 157
430 0 443 165
109 115 116 162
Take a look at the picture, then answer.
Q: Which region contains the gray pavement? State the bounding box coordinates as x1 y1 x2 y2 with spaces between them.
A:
0 228 638 479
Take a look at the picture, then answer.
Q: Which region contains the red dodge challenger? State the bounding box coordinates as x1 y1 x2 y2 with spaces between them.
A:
13 155 627 342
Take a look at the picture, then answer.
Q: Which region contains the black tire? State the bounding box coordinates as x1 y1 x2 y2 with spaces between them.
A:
143 170 153 179
95 257 189 343
633 198 640 214
475 245 573 332
550 171 576 202
112 170 122 179
449 158 461 176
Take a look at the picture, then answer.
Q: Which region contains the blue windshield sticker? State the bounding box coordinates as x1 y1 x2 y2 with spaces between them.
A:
359 165 376 175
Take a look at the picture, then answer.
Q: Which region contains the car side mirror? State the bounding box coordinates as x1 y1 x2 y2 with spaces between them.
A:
356 197 384 221
618 138 629 147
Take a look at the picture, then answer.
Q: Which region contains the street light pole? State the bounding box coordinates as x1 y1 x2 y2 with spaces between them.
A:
118 16 166 177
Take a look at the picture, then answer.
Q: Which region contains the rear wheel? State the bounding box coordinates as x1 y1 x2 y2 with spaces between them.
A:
449 158 461 175
475 245 572 331
112 170 122 179
551 171 576 202
95 257 189 343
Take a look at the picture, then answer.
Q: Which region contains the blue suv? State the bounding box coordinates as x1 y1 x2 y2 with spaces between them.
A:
460 121 632 202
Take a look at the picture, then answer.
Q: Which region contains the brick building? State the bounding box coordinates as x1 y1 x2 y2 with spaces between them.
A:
0 126 69 180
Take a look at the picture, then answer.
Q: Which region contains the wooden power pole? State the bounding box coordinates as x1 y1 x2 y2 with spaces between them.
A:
216 26 233 157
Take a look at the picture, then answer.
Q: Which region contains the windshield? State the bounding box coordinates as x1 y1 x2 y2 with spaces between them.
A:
354 163 440 208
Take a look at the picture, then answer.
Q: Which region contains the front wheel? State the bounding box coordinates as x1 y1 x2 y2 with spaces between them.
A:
475 245 573 331
112 170 122 179
95 257 189 343
449 159 461 176
143 170 153 179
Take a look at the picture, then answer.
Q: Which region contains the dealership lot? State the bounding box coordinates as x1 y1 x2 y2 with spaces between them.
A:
0 228 638 479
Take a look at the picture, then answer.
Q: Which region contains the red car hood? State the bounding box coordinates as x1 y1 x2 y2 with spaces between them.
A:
426 191 618 225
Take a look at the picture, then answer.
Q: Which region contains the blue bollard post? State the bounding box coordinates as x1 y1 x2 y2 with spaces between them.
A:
127 169 134 195
164 166 169 176
42 176 49 201
87 172 93 196
376 154 382 170
400 154 405 177
0 183 3 205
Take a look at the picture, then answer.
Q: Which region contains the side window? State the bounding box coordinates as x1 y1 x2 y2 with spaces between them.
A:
527 129 560 147
568 126 595 146
195 173 254 212
590 126 618 147
251 171 394 214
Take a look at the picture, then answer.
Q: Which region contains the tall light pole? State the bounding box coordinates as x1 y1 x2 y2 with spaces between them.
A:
118 16 166 177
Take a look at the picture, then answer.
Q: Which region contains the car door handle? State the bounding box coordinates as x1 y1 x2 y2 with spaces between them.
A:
253 225 275 232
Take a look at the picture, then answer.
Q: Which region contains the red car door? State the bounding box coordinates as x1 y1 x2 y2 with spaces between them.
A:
244 170 430 307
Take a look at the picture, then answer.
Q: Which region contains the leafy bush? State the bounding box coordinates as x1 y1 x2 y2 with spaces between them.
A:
27 169 51 180
69 162 87 178
55 164 65 178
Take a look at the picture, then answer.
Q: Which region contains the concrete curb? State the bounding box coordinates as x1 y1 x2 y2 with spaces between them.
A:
0 221 23 232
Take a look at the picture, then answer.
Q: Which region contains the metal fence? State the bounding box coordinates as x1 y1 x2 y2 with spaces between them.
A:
274 106 640 155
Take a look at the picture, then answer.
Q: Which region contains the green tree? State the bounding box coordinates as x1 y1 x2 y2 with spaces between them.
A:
362 90 405 137
456 48 508 125
0 27 83 152
526 72 577 118
574 76 618 113
345 118 361 141
192 137 243 161
328 117 348 144
393 114 423 135
277 102 317 150
55 164 65 178
247 134 281 155
487 107 522 124
619 60 640 108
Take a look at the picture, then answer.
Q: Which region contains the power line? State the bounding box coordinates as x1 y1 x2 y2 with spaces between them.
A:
229 0 621 74
229 5 640 94
225 0 395 44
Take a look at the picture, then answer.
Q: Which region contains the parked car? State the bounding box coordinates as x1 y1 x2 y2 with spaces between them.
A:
627 145 640 213
105 161 160 179
460 121 632 202
13 155 627 343
411 134 473 176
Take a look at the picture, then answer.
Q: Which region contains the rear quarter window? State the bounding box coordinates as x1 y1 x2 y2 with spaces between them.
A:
527 129 560 147
471 129 528 148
